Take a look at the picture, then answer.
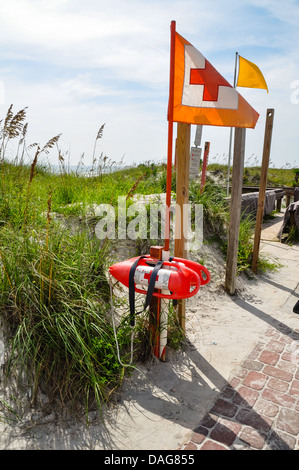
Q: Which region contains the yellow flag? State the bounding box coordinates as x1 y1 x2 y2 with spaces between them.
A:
237 55 268 93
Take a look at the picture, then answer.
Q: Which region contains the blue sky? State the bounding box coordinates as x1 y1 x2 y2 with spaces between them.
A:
0 0 298 169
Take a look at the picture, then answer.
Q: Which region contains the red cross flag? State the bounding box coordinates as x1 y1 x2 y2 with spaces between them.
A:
172 31 259 128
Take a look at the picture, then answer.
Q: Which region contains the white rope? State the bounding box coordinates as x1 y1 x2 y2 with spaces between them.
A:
109 273 135 368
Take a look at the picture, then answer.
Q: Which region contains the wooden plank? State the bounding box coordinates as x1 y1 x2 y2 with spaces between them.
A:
225 127 246 296
174 122 191 332
252 109 275 274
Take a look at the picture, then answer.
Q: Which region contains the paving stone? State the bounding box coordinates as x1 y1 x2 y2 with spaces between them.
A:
218 418 242 435
267 340 285 354
228 377 241 388
266 430 296 450
276 408 299 436
278 334 293 345
210 422 238 447
221 385 236 400
208 418 241 448
239 426 266 449
277 359 297 374
231 367 247 379
200 413 218 429
281 351 294 362
262 365 293 382
232 386 259 407
289 379 299 397
259 350 280 366
235 408 272 432
190 426 208 445
200 440 228 450
242 359 263 371
211 399 238 418
254 398 279 418
247 342 265 358
184 441 197 450
243 370 268 390
268 377 289 393
262 387 296 408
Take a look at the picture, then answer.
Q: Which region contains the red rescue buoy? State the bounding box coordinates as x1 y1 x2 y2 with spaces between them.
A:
109 255 210 300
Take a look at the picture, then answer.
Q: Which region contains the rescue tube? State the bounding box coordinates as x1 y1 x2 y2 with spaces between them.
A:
109 255 210 300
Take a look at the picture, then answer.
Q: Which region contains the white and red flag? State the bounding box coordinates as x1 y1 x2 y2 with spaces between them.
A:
164 21 260 251
171 31 259 128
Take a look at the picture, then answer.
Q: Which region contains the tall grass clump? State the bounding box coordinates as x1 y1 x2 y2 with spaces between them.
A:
189 179 279 274
1 223 132 411
0 106 133 414
189 179 229 243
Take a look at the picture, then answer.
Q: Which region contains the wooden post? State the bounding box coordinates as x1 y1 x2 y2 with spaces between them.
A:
174 122 191 332
200 142 210 194
225 127 246 296
149 245 163 359
226 52 238 196
251 109 275 274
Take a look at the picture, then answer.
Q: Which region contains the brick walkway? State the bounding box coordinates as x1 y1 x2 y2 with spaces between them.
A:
181 323 299 450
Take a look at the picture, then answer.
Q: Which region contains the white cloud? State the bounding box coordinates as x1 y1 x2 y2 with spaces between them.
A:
0 0 148 46
61 74 125 99
249 0 299 26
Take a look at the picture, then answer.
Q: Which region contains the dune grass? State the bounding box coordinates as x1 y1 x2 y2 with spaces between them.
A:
0 106 166 414
0 105 295 417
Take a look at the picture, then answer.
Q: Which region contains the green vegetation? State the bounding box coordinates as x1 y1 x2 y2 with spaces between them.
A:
208 162 299 188
0 105 296 418
189 179 281 274
0 106 166 416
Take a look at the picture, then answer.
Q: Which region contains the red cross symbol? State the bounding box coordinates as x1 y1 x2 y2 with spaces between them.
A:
190 59 231 102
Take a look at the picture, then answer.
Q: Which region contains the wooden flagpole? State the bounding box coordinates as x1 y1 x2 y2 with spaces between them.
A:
226 52 238 196
174 122 191 333
200 141 210 194
225 127 246 295
251 109 275 274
